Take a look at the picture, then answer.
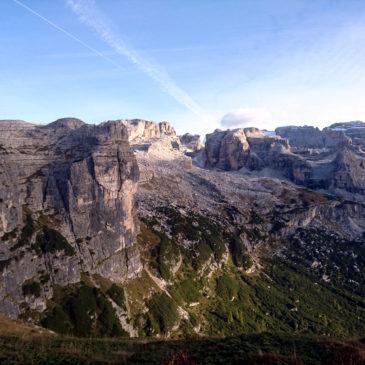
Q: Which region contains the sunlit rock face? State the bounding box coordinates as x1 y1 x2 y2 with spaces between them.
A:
0 118 141 317
203 128 288 171
201 123 365 200
115 119 176 142
203 128 250 170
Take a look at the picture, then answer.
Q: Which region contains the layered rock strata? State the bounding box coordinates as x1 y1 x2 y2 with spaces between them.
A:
0 118 141 317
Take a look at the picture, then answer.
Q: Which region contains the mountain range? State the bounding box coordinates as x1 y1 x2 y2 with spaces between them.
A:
0 118 364 363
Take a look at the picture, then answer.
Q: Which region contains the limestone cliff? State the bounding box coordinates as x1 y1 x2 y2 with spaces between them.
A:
203 123 365 200
116 119 176 142
0 118 141 318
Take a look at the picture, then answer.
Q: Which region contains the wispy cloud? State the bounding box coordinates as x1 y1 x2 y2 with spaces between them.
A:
66 0 210 122
221 108 271 129
11 0 210 123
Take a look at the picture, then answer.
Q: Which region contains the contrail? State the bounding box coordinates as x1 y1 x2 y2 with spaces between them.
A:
66 0 208 120
11 0 126 72
11 0 209 122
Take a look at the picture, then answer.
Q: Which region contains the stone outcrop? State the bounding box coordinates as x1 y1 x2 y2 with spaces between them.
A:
275 126 325 148
179 133 203 152
203 123 365 200
325 121 365 150
275 125 353 149
332 148 365 195
0 119 141 317
118 119 176 142
204 129 250 170
243 127 263 138
204 128 288 171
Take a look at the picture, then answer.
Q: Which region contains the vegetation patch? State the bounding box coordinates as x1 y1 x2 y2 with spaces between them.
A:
33 227 75 256
146 293 178 335
152 231 180 281
22 280 41 297
170 275 202 305
249 210 264 224
159 207 226 261
1 228 18 242
42 284 127 337
106 284 126 309
124 270 159 317
229 236 253 269
10 214 34 251
216 273 239 301
287 228 365 297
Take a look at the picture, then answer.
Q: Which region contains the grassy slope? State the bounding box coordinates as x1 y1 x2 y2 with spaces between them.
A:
1 205 365 364
131 210 365 340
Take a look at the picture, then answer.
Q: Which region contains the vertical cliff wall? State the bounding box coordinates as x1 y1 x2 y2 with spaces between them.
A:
0 118 141 317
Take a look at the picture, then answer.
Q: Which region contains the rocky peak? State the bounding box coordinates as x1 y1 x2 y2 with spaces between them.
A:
203 128 288 171
275 125 325 148
46 118 85 130
159 121 176 136
202 122 364 200
275 124 357 150
327 120 365 130
243 127 263 138
325 121 365 150
118 119 176 142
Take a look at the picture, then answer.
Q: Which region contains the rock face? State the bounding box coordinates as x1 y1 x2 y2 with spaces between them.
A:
204 129 250 170
0 119 141 317
203 122 365 200
275 125 353 149
204 128 288 171
325 121 365 150
118 119 176 142
275 126 325 148
179 133 203 152
243 127 263 138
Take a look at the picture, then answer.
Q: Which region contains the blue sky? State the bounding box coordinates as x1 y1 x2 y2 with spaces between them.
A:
1 0 365 135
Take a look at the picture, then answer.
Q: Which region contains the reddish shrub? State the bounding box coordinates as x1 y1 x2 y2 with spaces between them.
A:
233 353 303 365
161 350 197 365
321 344 365 365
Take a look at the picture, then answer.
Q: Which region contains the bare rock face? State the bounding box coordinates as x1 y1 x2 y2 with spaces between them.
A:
0 119 141 317
118 119 176 142
204 128 288 171
179 133 203 152
275 126 325 148
243 127 263 138
324 121 365 150
203 123 365 200
332 148 365 195
204 129 250 170
275 124 353 150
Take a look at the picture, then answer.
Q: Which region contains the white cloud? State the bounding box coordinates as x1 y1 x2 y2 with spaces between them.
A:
220 108 271 129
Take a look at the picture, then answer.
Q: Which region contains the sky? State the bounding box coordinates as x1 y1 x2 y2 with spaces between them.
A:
1 0 365 136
